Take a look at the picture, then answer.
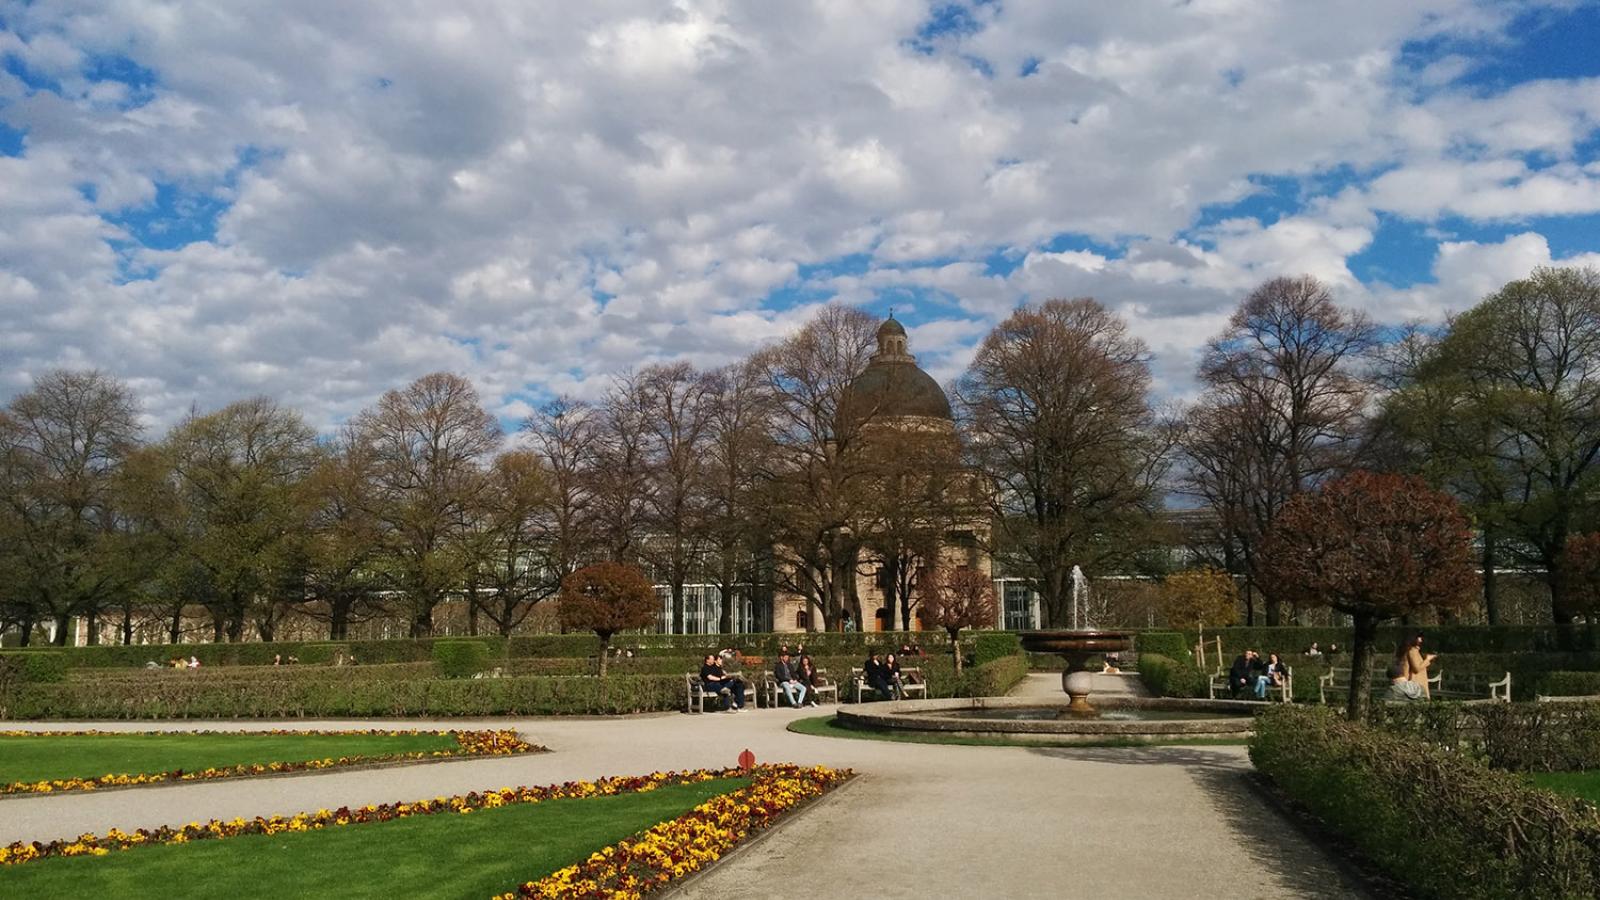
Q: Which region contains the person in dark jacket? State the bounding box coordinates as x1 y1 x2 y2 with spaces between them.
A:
700 654 745 712
865 653 896 700
773 651 807 707
883 652 906 700
1228 650 1258 698
797 655 822 707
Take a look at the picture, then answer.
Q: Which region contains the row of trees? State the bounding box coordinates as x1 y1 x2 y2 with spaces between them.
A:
1181 267 1600 626
3 265 1598 645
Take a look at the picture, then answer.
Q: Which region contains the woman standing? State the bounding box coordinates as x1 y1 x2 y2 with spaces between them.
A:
1386 635 1434 702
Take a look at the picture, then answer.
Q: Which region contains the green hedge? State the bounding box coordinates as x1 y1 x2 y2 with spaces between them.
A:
433 640 491 678
1170 624 1600 657
1 674 686 719
1540 671 1600 698
1252 705 1600 899
1135 632 1190 661
1375 701 1600 772
0 651 67 685
956 654 1030 698
1137 654 1208 699
970 632 1022 667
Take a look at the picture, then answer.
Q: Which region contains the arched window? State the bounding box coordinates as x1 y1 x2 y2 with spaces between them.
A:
795 610 810 630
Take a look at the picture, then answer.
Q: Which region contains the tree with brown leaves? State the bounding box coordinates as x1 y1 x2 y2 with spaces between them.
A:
920 566 997 674
557 561 658 675
1158 568 1240 633
1257 471 1476 720
1561 532 1600 623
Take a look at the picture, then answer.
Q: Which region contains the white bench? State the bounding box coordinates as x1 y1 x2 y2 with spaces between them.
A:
685 673 748 713
1536 693 1600 703
850 666 927 703
760 668 840 707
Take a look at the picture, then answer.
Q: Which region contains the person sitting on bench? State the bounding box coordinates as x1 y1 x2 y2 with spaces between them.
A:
1228 649 1258 698
773 651 807 707
864 652 897 700
700 654 746 712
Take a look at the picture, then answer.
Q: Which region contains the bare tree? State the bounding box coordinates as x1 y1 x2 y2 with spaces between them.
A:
591 373 654 564
0 370 144 645
956 298 1168 628
355 373 501 637
522 397 599 596
473 450 562 636
299 432 387 640
160 397 320 642
1187 275 1377 625
703 361 775 634
635 363 716 634
750 305 881 631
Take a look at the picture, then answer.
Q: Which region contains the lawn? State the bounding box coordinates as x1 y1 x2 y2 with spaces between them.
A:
0 731 464 785
0 776 746 899
787 714 1249 748
1528 770 1600 805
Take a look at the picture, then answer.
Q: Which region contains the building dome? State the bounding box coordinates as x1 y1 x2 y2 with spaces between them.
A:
838 316 954 425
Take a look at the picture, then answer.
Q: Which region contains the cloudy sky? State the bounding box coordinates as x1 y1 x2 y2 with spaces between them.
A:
3 0 1600 431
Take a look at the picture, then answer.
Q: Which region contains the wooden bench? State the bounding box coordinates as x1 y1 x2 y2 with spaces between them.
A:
1319 668 1446 704
1208 667 1293 702
685 673 750 713
760 669 841 707
849 666 928 703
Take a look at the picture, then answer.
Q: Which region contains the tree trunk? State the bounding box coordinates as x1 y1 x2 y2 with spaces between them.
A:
410 606 433 638
330 600 350 641
86 610 100 645
467 598 480 636
17 615 33 647
226 613 245 643
949 630 963 675
597 633 611 676
169 608 183 644
1482 530 1499 625
211 613 225 642
1345 613 1379 722
717 579 734 635
52 613 72 646
672 581 686 636
1243 581 1255 626
121 608 134 645
1265 596 1282 627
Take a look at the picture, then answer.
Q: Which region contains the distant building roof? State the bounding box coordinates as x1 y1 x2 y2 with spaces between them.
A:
838 316 953 424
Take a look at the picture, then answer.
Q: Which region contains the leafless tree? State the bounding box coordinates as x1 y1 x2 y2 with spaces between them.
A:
956 298 1168 628
354 372 501 637
703 361 776 633
634 363 716 634
471 449 562 636
521 397 599 592
1185 275 1377 625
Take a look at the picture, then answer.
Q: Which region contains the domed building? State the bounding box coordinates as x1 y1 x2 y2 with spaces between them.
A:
772 316 998 634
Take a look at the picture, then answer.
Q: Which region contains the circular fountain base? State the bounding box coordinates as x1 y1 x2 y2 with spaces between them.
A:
835 696 1258 743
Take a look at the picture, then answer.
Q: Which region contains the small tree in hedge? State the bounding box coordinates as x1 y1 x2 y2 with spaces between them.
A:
1158 568 1239 633
1257 471 1476 720
557 562 658 675
920 567 997 675
1561 532 1600 621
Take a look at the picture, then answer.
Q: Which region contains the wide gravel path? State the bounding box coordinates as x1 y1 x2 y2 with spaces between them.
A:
3 674 1365 899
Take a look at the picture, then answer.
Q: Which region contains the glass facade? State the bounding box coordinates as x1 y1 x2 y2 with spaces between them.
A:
654 583 767 634
997 578 1038 630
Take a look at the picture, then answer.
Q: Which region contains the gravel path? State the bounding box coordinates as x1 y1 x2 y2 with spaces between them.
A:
2 675 1364 899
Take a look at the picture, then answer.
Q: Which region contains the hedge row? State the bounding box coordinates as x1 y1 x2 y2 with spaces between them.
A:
0 674 689 719
1375 701 1600 772
1252 705 1600 899
955 654 1030 698
1136 654 1208 699
1539 671 1600 698
0 630 958 669
1190 624 1600 657
970 632 1022 667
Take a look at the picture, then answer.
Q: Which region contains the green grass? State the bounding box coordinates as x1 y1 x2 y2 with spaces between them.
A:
0 777 746 899
0 731 464 785
1529 770 1600 805
786 714 1249 749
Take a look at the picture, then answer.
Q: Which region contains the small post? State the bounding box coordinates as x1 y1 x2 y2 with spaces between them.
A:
737 749 756 772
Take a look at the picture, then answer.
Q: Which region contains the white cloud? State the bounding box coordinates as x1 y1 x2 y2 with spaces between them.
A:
0 0 1596 429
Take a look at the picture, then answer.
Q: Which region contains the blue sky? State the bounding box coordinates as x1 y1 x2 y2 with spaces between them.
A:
2 1 1600 430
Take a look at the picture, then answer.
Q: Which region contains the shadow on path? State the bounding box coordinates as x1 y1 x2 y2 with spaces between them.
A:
1028 746 1373 900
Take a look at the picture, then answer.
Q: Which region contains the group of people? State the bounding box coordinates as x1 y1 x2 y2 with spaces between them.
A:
1226 649 1291 700
1304 642 1340 658
861 651 918 701
699 646 826 712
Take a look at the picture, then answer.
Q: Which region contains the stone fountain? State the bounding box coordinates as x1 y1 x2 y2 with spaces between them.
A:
1019 630 1136 714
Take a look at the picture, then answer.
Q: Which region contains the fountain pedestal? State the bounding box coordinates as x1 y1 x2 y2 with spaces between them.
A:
1019 631 1136 715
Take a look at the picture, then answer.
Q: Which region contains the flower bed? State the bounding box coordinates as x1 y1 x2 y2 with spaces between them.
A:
0 728 537 795
0 764 851 897
504 765 852 898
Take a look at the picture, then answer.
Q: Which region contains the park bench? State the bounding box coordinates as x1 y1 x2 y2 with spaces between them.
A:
685 672 750 713
1207 666 1293 703
1318 668 1461 704
758 668 842 707
1535 693 1600 703
849 666 928 703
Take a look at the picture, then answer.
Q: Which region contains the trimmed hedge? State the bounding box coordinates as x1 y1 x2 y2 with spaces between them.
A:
0 651 67 685
1173 624 1600 657
1135 631 1190 662
956 653 1030 698
970 632 1022 667
1252 705 1600 899
433 640 491 678
1137 654 1208 699
1539 671 1600 698
1375 701 1600 773
1 674 687 719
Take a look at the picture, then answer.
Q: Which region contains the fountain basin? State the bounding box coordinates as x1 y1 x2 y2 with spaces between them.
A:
836 696 1257 743
1019 630 1138 713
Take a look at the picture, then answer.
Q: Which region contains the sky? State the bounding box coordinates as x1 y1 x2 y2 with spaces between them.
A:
3 0 1600 433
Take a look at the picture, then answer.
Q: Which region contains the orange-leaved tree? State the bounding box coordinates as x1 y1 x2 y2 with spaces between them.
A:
1257 471 1476 720
557 562 658 675
920 567 997 675
1158 568 1240 633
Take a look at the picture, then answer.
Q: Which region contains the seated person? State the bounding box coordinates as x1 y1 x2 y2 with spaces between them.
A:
1257 652 1290 699
699 654 746 712
773 651 808 707
883 653 906 700
864 653 897 701
797 655 822 706
1227 649 1257 698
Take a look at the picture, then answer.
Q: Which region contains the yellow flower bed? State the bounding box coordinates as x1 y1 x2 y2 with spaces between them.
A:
505 765 852 899
0 728 539 795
